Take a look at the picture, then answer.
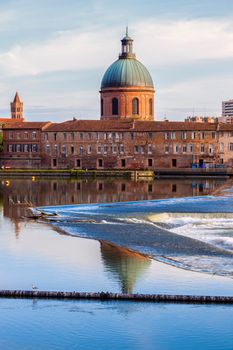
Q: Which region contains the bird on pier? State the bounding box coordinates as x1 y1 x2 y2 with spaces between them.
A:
32 284 38 290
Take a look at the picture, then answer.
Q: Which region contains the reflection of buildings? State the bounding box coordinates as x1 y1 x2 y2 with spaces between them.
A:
0 177 227 234
100 242 151 294
0 192 3 208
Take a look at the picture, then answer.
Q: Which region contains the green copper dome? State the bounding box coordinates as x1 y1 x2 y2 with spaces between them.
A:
101 58 154 89
101 30 154 89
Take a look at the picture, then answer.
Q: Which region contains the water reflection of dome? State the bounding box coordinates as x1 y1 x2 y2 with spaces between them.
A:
100 241 151 294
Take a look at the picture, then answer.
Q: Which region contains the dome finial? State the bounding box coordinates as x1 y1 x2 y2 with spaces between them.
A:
126 25 128 37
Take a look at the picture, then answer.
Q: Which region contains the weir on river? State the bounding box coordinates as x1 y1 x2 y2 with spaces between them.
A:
1 290 233 304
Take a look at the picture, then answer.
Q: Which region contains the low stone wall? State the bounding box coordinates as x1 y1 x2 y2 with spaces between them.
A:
0 169 154 179
0 290 233 304
1 168 232 179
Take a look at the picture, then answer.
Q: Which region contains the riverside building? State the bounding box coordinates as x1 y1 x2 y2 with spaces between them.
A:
1 32 233 169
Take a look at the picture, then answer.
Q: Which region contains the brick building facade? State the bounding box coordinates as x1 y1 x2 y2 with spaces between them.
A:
2 119 233 170
1 122 51 169
1 32 233 170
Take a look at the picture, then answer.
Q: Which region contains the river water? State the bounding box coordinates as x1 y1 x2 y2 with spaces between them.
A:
1 177 233 349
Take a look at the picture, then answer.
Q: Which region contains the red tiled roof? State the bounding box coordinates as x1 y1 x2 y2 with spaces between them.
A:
134 121 218 131
0 118 24 123
218 123 233 131
3 121 51 130
44 119 134 132
43 119 220 132
3 119 232 132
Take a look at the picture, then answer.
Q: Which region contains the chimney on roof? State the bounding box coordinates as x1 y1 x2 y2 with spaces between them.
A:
11 92 24 120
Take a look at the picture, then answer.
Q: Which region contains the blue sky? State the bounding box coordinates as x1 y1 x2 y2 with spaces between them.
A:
0 0 233 121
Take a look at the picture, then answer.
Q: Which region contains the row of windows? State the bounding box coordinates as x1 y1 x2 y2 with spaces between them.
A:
47 143 126 155
73 158 154 169
164 143 215 154
44 131 154 142
7 130 233 142
7 144 38 153
164 131 217 140
9 131 37 140
46 144 154 155
134 145 152 154
221 132 233 137
101 97 153 116
11 107 21 113
45 131 220 142
7 142 226 155
13 114 22 118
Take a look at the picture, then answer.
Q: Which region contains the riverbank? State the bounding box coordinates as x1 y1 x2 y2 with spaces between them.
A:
0 168 231 178
0 169 153 179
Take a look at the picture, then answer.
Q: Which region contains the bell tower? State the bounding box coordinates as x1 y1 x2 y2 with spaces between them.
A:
11 92 24 120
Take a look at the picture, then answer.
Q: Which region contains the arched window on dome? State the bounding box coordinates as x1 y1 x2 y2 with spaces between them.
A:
149 98 153 117
112 98 118 116
101 99 104 116
132 98 139 115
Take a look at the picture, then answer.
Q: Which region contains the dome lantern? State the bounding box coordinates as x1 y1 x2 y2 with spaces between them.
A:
119 27 136 59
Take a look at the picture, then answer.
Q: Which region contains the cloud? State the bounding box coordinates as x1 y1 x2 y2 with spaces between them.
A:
0 9 17 29
1 15 233 121
136 19 233 67
0 29 117 76
155 74 233 120
1 18 233 77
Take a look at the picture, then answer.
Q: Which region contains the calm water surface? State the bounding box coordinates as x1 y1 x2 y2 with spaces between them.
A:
1 177 233 349
0 298 233 350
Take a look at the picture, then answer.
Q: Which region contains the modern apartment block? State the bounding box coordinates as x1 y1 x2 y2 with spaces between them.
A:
222 99 233 118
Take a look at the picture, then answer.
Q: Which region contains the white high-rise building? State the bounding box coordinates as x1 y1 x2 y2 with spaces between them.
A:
222 99 233 117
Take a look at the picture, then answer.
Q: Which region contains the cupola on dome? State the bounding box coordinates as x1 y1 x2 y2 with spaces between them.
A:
101 29 154 89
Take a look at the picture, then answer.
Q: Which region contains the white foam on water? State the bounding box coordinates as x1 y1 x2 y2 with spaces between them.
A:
38 197 233 278
164 255 233 278
118 218 150 224
150 212 233 252
100 220 122 225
